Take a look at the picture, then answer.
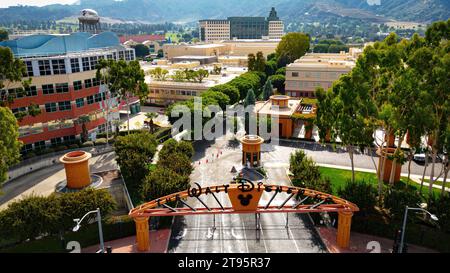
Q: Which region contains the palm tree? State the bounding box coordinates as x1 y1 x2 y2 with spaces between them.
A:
145 112 159 133
78 115 91 142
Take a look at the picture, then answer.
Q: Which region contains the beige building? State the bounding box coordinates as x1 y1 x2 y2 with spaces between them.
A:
268 21 284 39
199 20 231 42
163 39 279 62
285 48 362 98
142 63 245 105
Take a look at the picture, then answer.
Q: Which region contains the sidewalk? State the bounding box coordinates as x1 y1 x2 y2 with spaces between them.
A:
317 227 438 253
81 229 171 253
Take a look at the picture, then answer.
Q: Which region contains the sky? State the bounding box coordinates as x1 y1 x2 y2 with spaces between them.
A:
0 0 76 8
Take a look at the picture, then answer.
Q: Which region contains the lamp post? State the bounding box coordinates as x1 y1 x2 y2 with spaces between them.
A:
399 206 438 253
73 208 105 253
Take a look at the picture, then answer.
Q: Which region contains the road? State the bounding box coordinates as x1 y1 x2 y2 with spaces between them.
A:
167 134 327 253
0 152 117 209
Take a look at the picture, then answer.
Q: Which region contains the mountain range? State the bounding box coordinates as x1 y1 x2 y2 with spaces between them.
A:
0 0 449 24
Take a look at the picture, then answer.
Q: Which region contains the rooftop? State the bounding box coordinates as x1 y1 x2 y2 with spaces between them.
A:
255 99 301 117
0 32 122 58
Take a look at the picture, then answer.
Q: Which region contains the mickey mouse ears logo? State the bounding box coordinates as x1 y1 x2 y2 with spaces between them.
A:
237 194 253 206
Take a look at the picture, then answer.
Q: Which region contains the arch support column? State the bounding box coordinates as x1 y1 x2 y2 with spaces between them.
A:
336 211 353 249
134 217 150 252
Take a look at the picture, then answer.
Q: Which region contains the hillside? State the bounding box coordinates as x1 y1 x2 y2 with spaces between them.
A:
0 0 448 24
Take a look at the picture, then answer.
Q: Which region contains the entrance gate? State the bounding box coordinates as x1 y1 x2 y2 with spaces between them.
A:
129 180 359 252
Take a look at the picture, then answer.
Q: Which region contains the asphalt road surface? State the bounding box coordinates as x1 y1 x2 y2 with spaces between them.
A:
167 135 327 253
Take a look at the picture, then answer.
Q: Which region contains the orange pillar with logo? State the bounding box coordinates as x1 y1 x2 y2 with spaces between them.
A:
135 217 150 252
336 211 353 248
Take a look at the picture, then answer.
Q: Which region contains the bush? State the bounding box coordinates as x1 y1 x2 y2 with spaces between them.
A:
0 188 116 244
289 150 332 193
94 138 107 145
82 141 94 147
338 180 378 215
68 144 80 150
428 194 450 233
54 145 68 152
384 187 422 220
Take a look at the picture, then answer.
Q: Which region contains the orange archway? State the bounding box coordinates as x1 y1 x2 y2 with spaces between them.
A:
129 180 359 252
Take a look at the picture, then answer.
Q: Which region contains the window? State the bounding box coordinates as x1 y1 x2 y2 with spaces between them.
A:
87 95 94 105
55 83 69 93
25 61 34 77
45 102 57 113
58 101 71 111
42 84 55 95
52 59 66 75
70 58 80 73
76 98 85 108
89 56 98 70
102 92 106 101
82 57 90 71
107 54 113 60
118 51 124 60
50 138 62 146
73 80 82 91
95 93 102 102
38 60 51 76
34 141 46 150
84 79 92 88
63 135 76 143
25 86 37 97
21 144 33 153
292 72 299 77
92 78 100 87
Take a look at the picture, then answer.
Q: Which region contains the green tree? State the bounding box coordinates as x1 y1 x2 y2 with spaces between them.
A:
269 74 285 94
132 44 150 58
338 181 377 216
264 60 278 76
140 168 190 201
0 47 38 120
157 152 193 177
244 89 256 107
0 107 22 184
262 79 274 100
78 115 91 142
276 32 310 66
195 69 209 83
149 67 169 81
208 84 240 104
114 131 157 193
255 51 266 72
119 60 149 134
315 87 334 143
248 53 256 71
145 112 158 133
201 90 230 110
0 28 8 41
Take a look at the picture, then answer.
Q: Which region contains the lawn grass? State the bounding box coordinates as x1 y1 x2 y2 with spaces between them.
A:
319 166 441 196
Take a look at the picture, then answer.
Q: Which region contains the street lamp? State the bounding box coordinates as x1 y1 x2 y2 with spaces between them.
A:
73 208 105 253
399 206 438 253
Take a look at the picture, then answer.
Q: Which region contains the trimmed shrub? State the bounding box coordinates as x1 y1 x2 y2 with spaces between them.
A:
82 141 94 147
384 187 422 220
68 144 80 150
338 180 378 215
94 138 107 145
54 145 68 152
